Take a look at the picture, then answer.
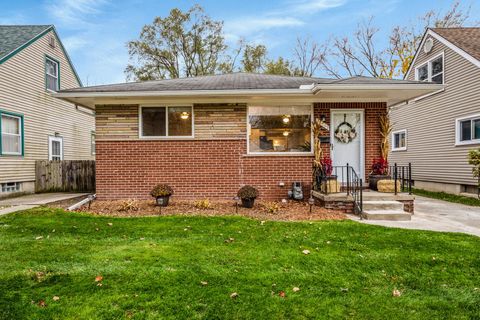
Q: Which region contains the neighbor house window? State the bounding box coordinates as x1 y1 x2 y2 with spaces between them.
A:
415 53 444 84
392 129 407 151
45 56 59 91
91 131 96 155
48 136 63 161
1 112 23 156
456 114 480 145
140 106 193 138
248 106 312 154
1 182 21 193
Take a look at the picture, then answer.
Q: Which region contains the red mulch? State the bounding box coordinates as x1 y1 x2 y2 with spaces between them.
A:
75 199 345 221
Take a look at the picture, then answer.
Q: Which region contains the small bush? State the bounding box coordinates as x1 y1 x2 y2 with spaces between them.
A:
119 199 139 211
150 184 174 197
371 158 389 175
264 201 280 214
194 199 213 209
237 185 258 200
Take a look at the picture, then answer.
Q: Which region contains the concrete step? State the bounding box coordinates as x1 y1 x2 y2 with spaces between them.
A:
363 200 404 211
362 209 411 221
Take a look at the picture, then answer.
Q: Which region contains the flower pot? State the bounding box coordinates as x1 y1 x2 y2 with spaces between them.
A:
368 174 390 191
241 198 255 208
155 195 170 207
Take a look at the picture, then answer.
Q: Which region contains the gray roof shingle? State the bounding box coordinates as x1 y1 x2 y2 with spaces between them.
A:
0 25 52 61
59 73 422 93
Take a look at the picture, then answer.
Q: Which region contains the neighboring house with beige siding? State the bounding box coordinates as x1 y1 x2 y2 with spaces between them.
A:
390 28 480 196
0 25 95 198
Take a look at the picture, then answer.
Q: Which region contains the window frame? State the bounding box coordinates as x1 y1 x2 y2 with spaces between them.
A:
391 129 407 152
415 52 444 84
138 105 194 139
48 136 64 161
246 104 314 156
45 55 60 92
455 113 480 146
0 109 24 156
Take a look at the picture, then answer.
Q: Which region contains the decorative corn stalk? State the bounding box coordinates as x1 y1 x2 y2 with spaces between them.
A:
379 113 393 161
312 118 324 190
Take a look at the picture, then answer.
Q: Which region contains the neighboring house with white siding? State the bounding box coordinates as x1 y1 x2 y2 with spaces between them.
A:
0 25 95 198
390 27 480 196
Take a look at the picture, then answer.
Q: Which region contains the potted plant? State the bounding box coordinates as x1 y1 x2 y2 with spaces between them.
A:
320 157 340 193
369 158 390 190
237 185 258 208
150 184 174 207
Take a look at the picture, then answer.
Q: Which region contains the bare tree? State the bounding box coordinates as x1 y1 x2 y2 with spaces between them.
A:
318 1 473 79
293 37 323 77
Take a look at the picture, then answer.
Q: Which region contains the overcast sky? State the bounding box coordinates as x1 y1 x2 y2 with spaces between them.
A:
2 0 478 85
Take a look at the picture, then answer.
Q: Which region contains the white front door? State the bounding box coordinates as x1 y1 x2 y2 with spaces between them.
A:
330 110 364 180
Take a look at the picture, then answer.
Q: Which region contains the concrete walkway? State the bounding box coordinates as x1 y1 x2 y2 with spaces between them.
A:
350 196 480 237
0 193 89 216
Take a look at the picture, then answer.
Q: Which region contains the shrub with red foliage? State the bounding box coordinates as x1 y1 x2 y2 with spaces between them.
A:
321 157 333 176
371 158 389 175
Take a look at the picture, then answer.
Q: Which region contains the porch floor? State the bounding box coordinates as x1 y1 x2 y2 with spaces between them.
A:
312 190 414 202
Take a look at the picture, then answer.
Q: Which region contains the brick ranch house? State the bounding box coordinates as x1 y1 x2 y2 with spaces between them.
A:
53 73 441 201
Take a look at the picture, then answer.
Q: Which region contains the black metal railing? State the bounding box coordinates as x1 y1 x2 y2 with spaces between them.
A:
388 163 413 195
313 164 363 215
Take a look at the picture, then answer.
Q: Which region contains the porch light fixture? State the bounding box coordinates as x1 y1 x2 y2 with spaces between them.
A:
283 131 289 137
282 115 290 124
180 112 190 120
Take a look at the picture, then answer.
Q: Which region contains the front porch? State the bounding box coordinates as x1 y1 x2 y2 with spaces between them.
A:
312 164 415 221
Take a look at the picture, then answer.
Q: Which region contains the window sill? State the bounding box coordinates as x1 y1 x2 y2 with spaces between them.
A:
392 148 407 152
244 152 314 157
455 140 480 147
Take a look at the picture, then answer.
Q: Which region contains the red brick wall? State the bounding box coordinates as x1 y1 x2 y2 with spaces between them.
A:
95 102 386 200
96 140 312 200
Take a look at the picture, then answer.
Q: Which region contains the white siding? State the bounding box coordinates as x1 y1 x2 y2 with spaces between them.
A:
0 30 94 184
389 35 480 186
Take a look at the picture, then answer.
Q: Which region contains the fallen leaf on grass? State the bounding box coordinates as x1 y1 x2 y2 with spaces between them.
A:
392 289 402 297
340 288 349 292
201 281 208 286
52 296 60 301
302 250 310 255
95 276 103 282
279 291 286 298
292 287 300 292
37 300 47 307
260 221 265 225
230 292 238 299
107 223 113 226
35 236 43 240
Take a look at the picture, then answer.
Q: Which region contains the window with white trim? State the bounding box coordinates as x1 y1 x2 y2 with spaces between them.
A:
140 106 193 138
46 57 59 91
48 136 63 161
392 130 407 151
456 115 480 145
415 54 444 84
248 106 312 154
1 113 23 155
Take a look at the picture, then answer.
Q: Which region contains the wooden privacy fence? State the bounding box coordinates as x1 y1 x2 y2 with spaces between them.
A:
35 160 95 193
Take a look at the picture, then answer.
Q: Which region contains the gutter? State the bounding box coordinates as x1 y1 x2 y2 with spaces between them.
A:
311 83 444 94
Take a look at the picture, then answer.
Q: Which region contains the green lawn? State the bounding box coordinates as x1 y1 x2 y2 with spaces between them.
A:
0 208 479 319
413 188 480 207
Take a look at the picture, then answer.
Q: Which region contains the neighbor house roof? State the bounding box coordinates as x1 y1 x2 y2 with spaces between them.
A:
432 27 480 62
405 27 480 79
0 25 52 62
0 24 83 86
58 72 422 93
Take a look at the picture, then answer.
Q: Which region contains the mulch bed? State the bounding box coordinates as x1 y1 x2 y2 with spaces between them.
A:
73 199 345 221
